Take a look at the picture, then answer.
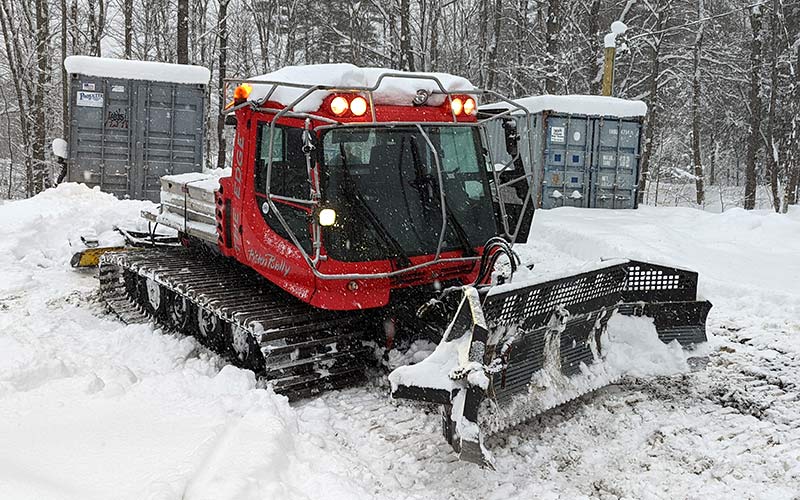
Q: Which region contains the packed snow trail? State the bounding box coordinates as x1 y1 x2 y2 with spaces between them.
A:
1 184 799 499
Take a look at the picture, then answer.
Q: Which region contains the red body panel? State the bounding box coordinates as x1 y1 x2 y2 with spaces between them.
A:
214 98 483 311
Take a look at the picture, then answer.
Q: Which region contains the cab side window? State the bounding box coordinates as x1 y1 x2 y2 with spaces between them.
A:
254 123 308 199
254 122 312 252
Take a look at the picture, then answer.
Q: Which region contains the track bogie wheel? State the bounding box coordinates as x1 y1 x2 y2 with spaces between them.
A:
137 276 166 319
196 307 226 350
165 290 192 332
231 325 266 372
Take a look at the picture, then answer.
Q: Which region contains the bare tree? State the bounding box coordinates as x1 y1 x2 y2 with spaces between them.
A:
87 0 106 56
124 0 133 57
399 0 414 71
61 0 68 141
636 1 670 205
216 0 230 170
544 0 560 94
690 0 705 205
177 0 189 64
744 4 764 210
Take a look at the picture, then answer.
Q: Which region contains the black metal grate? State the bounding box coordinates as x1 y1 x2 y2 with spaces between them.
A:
482 263 628 332
621 260 699 302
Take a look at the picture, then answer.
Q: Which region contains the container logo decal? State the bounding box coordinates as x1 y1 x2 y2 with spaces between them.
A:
81 82 96 91
105 108 129 129
76 91 104 108
550 126 565 143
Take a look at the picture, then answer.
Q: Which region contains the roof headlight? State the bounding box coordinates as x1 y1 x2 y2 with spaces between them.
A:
330 96 349 116
350 96 368 116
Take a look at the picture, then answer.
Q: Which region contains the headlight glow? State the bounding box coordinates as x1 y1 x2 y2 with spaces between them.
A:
319 208 337 226
330 96 349 116
350 96 368 116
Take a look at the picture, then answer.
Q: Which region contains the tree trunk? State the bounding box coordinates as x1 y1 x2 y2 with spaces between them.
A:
587 0 602 95
61 0 68 142
486 0 502 89
124 0 132 58
0 0 32 196
87 0 105 57
70 0 78 53
764 0 780 212
514 0 528 95
744 5 763 210
784 43 800 210
429 2 440 70
691 0 705 205
544 0 560 94
399 0 414 71
32 0 49 194
177 0 189 63
709 135 716 186
636 24 664 205
216 0 230 170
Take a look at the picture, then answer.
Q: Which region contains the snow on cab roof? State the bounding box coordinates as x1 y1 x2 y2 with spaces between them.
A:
64 56 211 85
481 95 647 118
244 63 475 112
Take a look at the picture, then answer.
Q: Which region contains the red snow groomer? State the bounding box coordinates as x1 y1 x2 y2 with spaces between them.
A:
95 64 711 468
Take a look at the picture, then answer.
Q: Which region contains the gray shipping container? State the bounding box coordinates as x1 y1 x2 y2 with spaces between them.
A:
64 57 209 202
482 96 645 210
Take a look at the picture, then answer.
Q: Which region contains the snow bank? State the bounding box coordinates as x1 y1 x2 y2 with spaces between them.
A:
524 205 800 304
246 63 475 112
64 56 211 85
482 94 647 118
0 184 361 500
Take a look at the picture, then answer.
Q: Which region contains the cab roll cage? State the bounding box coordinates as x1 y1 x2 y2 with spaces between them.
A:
222 72 536 281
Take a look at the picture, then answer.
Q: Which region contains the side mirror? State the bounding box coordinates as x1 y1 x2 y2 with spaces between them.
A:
224 114 237 127
502 119 519 157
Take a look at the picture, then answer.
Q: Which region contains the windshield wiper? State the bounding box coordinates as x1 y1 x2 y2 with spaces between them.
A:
445 204 477 257
406 132 476 258
339 143 412 269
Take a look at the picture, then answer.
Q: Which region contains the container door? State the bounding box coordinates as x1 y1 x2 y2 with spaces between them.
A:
134 81 205 202
541 115 590 209
68 76 134 198
591 118 641 209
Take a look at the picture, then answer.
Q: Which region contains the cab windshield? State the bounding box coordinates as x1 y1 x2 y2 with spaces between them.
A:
320 125 496 263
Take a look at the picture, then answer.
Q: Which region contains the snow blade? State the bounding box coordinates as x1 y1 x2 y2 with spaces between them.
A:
71 246 127 268
389 260 711 468
70 228 180 268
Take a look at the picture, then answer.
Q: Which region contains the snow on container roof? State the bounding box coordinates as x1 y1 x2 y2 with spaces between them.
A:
481 94 647 118
244 63 475 112
64 56 211 85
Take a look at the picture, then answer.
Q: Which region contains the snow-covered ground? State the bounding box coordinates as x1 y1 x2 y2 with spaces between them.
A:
1 184 799 499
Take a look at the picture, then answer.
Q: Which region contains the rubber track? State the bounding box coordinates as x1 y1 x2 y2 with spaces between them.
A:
98 246 372 400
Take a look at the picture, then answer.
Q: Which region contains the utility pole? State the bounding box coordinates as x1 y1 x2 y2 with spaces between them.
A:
601 21 627 96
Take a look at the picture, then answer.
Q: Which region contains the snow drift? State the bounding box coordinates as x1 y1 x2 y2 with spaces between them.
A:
1 184 799 499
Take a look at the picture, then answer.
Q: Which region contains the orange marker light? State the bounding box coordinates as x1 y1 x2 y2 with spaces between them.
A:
350 96 368 116
450 97 463 115
233 83 253 104
463 97 476 115
330 96 349 116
